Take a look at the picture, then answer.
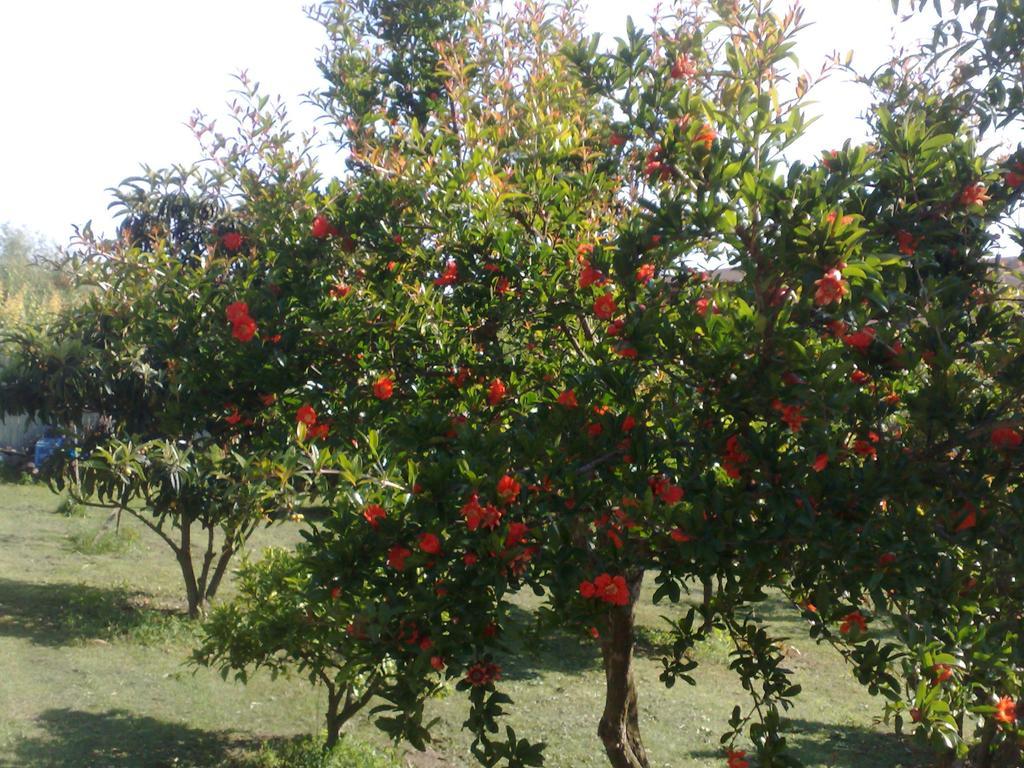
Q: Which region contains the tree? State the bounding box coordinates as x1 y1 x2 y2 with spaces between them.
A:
6 0 1023 766
193 546 386 749
0 225 67 355
0 84 320 617
273 0 1022 765
889 0 1024 131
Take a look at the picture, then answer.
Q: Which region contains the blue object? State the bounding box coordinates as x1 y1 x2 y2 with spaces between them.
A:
34 436 64 467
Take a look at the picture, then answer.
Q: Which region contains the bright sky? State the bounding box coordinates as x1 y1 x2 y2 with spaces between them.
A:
0 1 940 246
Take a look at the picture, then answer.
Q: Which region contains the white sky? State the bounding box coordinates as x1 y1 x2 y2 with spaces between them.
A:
0 1 941 246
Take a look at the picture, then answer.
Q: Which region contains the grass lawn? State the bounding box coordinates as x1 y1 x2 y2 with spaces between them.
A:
0 482 927 767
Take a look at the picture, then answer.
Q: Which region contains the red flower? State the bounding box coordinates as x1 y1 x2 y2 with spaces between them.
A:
224 404 242 425
434 259 458 286
296 404 317 426
576 243 594 262
496 475 520 504
853 439 877 460
670 527 693 543
463 552 479 566
487 378 506 406
670 54 697 79
931 664 953 685
878 552 897 567
647 475 667 497
504 521 529 548
772 400 806 432
995 696 1017 725
588 422 604 438
418 532 442 555
839 610 868 635
579 262 605 288
695 297 710 316
387 545 412 571
311 215 333 239
827 319 848 338
896 230 920 256
465 498 502 531
959 183 991 207
221 232 243 252
592 573 630 606
593 292 617 320
850 369 869 385
329 282 350 299
635 263 655 284
1007 171 1024 189
694 123 717 150
309 423 330 440
726 750 749 768
658 482 684 505
430 656 445 671
644 160 669 180
464 661 502 687
826 211 854 226
812 453 829 472
991 426 1022 450
225 301 250 324
495 276 510 294
557 389 578 408
579 580 596 598
231 316 257 343
373 375 394 401
722 435 749 478
843 327 876 352
622 415 636 432
363 504 387 528
814 268 847 306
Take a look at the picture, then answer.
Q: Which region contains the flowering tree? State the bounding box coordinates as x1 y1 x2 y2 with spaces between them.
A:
5 0 1023 766
257 0 1021 766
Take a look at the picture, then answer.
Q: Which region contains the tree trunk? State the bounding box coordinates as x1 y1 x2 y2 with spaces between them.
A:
203 542 235 605
177 519 204 619
324 684 344 750
598 570 650 768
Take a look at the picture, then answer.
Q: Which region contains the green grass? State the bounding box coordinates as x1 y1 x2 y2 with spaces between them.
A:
230 736 401 768
0 483 927 767
67 523 139 556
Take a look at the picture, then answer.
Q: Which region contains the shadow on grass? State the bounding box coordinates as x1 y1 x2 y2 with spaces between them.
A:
498 603 601 681
686 717 927 768
0 708 251 768
0 577 185 647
